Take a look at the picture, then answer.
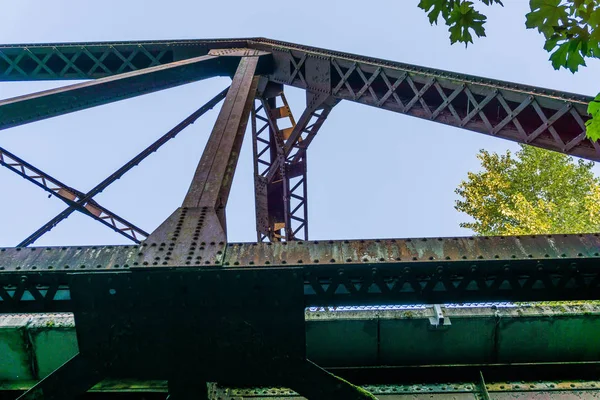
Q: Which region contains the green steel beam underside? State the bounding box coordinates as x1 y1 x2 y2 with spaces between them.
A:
1 306 600 397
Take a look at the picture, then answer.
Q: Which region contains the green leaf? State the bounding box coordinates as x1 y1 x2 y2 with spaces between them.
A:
549 40 586 72
446 1 488 46
589 93 600 116
526 0 569 38
418 0 452 24
586 118 600 141
586 93 600 142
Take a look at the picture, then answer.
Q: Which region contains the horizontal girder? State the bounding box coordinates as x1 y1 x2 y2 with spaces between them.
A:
0 39 251 80
0 234 599 312
1 38 596 162
3 305 600 377
2 307 600 398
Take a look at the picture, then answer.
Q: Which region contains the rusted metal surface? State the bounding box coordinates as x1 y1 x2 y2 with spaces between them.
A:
246 38 596 161
224 234 600 265
1 234 600 311
224 234 600 305
2 38 595 161
141 57 259 267
252 82 303 241
251 82 337 242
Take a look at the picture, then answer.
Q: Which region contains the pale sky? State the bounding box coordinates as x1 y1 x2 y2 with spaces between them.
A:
0 0 598 246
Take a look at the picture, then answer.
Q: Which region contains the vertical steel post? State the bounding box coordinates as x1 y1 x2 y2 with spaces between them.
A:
251 85 337 242
140 56 259 266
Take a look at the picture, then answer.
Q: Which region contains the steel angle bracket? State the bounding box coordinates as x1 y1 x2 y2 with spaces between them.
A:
429 304 451 330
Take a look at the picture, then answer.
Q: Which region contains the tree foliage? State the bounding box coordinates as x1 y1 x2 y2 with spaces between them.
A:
455 145 600 235
418 0 600 140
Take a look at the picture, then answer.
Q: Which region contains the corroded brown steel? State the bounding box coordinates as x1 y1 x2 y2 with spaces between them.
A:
225 234 600 305
141 55 259 267
252 82 303 242
247 38 596 161
4 38 600 399
212 380 600 400
252 82 337 242
0 54 235 130
0 146 149 243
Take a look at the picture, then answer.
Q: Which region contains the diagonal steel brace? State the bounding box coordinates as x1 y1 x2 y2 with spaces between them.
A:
17 88 229 247
0 146 149 243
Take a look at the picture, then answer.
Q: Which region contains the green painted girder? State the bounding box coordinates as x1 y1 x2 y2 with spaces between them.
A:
2 305 600 389
1 234 599 312
0 39 252 80
0 51 271 131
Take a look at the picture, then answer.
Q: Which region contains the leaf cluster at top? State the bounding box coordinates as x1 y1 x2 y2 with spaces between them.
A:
418 0 600 72
418 0 504 46
527 0 600 72
418 0 600 141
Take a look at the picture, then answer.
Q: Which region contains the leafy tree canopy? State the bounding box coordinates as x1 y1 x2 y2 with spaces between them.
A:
455 145 600 235
418 0 600 140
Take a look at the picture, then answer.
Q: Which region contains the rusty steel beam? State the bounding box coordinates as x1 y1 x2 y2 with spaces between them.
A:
1 234 599 313
247 38 597 162
251 82 336 242
252 83 300 242
0 146 149 244
141 54 260 267
16 88 229 247
3 38 600 399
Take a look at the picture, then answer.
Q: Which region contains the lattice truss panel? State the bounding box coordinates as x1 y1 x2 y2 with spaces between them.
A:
0 44 174 79
251 81 337 242
258 41 595 161
252 91 308 242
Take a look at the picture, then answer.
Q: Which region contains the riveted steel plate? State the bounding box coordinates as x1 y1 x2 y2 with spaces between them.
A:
70 267 304 384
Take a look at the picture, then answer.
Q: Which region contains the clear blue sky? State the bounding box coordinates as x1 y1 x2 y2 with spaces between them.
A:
0 1 599 246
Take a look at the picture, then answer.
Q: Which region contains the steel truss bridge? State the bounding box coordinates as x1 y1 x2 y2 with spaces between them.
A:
0 38 599 399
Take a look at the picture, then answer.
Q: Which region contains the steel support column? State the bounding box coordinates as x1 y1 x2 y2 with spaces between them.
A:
252 82 336 241
140 55 260 266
